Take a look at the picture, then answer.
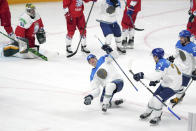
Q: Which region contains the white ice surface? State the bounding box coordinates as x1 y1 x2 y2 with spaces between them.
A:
0 0 196 131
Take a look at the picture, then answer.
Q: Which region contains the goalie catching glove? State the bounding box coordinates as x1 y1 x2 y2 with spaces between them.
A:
36 28 46 44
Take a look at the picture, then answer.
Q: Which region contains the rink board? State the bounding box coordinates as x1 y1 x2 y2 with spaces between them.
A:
8 0 61 5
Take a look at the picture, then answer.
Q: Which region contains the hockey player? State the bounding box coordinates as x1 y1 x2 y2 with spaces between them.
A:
187 0 196 42
121 0 141 49
84 44 124 112
168 30 196 104
3 3 46 58
96 0 126 54
63 0 96 56
0 0 15 40
133 48 182 125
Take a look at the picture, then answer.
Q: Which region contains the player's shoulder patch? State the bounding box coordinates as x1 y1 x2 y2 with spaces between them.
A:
19 18 27 27
155 59 170 71
18 13 31 28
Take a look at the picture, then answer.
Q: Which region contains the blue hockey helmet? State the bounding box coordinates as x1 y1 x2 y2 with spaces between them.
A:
87 54 96 62
152 48 164 59
179 30 191 38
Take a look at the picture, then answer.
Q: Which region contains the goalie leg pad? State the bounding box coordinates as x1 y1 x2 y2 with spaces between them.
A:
3 45 19 57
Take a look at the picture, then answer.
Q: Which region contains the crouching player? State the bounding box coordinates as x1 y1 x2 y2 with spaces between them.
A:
84 45 124 112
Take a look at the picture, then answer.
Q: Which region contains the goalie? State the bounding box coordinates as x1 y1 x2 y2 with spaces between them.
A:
3 3 46 58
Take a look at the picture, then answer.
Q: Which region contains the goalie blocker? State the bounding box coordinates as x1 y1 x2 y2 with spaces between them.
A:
36 28 46 44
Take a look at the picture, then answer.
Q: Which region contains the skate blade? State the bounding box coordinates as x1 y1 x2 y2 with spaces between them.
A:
117 50 126 55
139 117 149 122
126 46 134 49
150 121 160 126
66 52 73 57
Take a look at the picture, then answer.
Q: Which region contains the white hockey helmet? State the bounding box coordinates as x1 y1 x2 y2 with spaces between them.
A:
26 3 36 18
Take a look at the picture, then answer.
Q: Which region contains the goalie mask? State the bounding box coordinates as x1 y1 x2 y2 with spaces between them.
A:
26 3 36 18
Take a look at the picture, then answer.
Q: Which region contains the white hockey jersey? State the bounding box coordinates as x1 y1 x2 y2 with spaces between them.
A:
96 0 120 23
174 40 196 76
144 58 182 91
89 54 122 98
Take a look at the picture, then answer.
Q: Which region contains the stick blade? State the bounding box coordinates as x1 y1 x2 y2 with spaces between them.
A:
134 27 144 31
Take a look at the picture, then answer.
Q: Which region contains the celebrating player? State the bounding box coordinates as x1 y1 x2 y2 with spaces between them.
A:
133 48 182 125
84 45 124 112
168 30 196 104
121 0 141 49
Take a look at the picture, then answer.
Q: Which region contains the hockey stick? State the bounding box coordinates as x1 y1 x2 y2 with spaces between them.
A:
172 79 193 108
123 0 144 31
95 36 138 92
0 31 48 61
128 15 144 31
129 69 181 120
67 1 95 58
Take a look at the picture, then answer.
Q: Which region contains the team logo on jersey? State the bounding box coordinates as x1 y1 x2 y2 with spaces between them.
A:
76 0 83 7
34 22 39 33
19 18 27 27
193 46 196 52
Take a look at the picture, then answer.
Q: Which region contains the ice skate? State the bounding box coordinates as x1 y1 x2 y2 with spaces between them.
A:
81 45 90 54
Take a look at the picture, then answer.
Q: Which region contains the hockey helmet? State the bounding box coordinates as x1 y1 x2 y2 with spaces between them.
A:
26 3 36 18
87 54 96 62
179 30 191 38
152 48 164 59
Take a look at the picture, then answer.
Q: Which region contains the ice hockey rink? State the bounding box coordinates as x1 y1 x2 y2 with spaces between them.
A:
0 0 196 131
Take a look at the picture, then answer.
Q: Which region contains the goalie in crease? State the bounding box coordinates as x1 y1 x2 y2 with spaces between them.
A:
3 3 46 59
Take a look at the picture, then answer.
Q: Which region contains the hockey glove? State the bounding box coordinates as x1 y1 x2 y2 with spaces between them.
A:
84 95 93 105
149 80 160 86
64 8 72 22
36 28 46 44
133 72 144 81
192 71 196 80
188 14 195 23
188 9 192 15
167 55 175 63
101 44 113 54
127 6 134 16
110 0 119 7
